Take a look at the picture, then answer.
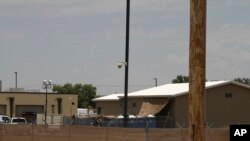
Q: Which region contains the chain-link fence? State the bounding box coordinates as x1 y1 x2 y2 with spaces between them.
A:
65 116 171 127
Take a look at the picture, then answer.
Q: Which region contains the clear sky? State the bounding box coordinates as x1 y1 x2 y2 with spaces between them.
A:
0 0 250 95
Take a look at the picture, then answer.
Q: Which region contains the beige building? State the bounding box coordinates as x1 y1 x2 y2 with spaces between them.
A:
93 80 250 128
0 92 78 123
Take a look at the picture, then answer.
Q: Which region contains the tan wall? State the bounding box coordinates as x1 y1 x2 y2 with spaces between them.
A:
174 83 250 128
0 92 78 117
95 101 122 115
127 98 144 115
95 98 168 116
206 84 250 127
174 95 188 127
0 125 229 141
95 99 145 115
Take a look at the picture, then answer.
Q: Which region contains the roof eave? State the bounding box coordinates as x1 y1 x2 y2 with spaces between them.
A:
92 99 120 102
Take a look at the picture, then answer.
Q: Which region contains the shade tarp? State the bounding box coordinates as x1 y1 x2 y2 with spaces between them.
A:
139 99 168 116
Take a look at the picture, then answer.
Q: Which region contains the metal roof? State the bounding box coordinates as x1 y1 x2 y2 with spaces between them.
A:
93 80 250 101
92 93 123 101
125 80 230 98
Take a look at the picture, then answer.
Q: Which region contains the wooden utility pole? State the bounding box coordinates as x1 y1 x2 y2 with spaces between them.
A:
188 0 206 141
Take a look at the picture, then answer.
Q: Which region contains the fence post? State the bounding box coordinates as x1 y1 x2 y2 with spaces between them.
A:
105 124 109 141
144 121 149 141
68 125 71 141
0 125 3 141
32 124 35 141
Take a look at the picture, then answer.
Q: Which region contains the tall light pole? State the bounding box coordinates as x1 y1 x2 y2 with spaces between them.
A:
124 0 130 128
69 97 72 117
42 80 52 125
117 61 128 127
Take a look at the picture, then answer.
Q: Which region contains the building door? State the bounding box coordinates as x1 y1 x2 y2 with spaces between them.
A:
16 105 44 123
0 105 6 115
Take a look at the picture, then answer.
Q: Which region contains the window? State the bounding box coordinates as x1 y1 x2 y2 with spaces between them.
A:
97 107 102 115
225 92 232 98
132 103 137 107
57 98 62 114
51 105 55 114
